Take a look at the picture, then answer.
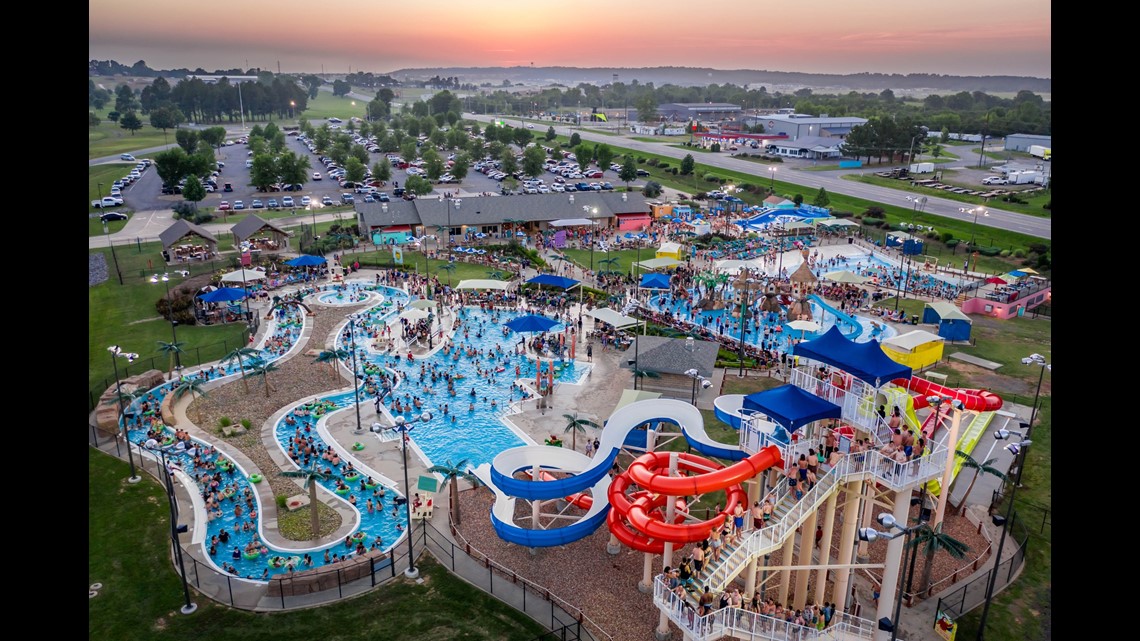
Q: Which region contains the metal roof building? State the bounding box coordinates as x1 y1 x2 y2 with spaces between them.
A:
748 113 868 141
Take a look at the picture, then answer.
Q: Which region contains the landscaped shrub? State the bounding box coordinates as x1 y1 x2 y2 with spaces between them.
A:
999 250 1011 257
276 495 288 509
1012 249 1026 258
219 417 233 427
946 239 961 249
939 231 954 243
977 246 1002 257
240 418 252 429
703 173 721 183
862 206 887 219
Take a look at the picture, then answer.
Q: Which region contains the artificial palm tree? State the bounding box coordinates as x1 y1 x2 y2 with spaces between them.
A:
250 360 280 398
562 413 600 451
909 522 970 598
223 346 261 394
425 458 482 527
156 340 185 381
280 463 333 539
953 450 1007 516
631 368 660 391
596 256 621 276
171 376 208 424
313 348 349 381
438 262 457 286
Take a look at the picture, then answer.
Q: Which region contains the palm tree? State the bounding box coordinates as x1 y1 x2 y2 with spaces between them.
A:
249 360 280 398
156 340 185 381
426 459 482 527
562 413 600 451
953 450 1007 516
486 269 507 281
223 346 260 394
280 463 333 539
438 262 457 286
313 348 349 381
433 224 448 253
171 376 208 424
909 522 970 598
631 368 660 391
596 256 621 276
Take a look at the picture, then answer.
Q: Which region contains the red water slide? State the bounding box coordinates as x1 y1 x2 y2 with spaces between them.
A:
606 446 783 553
898 376 1003 412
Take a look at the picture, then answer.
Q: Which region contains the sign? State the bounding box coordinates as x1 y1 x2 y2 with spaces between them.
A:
768 120 775 128
372 232 383 246
392 246 404 265
933 610 956 640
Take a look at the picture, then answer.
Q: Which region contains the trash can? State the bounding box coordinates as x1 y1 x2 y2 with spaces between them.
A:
911 315 919 325
848 237 854 244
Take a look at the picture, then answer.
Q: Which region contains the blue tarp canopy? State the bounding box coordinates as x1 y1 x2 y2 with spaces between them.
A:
197 287 249 303
791 325 912 386
743 385 841 432
505 314 559 334
526 274 580 290
285 254 327 266
640 273 671 290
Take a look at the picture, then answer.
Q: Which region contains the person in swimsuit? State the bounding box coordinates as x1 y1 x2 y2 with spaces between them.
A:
751 501 764 530
732 504 746 540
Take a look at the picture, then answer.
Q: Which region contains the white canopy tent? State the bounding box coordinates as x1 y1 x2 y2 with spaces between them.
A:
219 267 267 283
882 329 945 352
585 307 640 329
455 279 510 291
549 218 599 227
633 257 683 271
398 307 431 321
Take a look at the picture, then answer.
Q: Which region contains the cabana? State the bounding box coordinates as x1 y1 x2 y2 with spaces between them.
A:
159 219 218 263
922 301 972 341
632 257 683 272
656 242 683 260
230 215 290 253
881 329 945 370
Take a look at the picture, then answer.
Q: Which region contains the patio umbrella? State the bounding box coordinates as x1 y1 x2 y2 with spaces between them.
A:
505 314 559 334
1017 267 1040 275
787 319 822 342
399 307 430 321
285 254 327 267
984 276 1008 285
220 267 268 283
1007 270 1027 278
822 270 869 284
408 299 436 310
197 287 250 303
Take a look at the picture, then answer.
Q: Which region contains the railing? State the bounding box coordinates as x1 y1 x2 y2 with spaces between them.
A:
653 576 875 641
934 509 1030 623
786 368 880 434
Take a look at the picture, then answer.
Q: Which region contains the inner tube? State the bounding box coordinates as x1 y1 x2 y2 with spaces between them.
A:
335 487 350 495
243 550 261 560
344 473 361 482
250 473 263 483
351 531 367 542
221 487 236 498
217 460 233 471
352 442 365 451
365 481 379 489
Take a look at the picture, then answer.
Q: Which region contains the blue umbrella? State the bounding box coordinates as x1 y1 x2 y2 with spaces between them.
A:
285 254 327 267
197 287 250 303
505 314 560 334
1008 270 1027 277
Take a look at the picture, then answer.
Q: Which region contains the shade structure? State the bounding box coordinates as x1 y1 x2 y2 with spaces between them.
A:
548 218 599 227
219 267 267 283
640 273 672 290
787 320 821 333
984 276 1008 285
743 384 842 433
505 314 560 334
285 254 327 267
197 287 249 303
407 299 436 310
1017 267 1040 275
822 270 869 284
1007 270 1027 278
399 307 430 321
634 257 683 270
526 274 580 290
792 325 912 386
789 261 818 284
585 307 640 329
714 259 752 274
455 279 510 290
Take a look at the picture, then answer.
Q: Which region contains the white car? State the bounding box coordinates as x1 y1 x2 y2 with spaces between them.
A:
301 196 312 206
312 172 322 181
981 176 1008 185
282 196 294 207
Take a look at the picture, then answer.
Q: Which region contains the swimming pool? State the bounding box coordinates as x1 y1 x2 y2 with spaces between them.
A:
314 281 385 306
818 252 968 289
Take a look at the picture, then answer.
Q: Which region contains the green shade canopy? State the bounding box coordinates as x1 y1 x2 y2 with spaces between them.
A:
417 475 439 493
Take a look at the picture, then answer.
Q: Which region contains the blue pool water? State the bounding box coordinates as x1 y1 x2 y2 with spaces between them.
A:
315 281 383 306
119 283 588 581
818 252 967 289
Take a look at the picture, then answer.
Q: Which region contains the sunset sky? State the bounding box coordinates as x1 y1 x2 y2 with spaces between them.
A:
89 0 1051 78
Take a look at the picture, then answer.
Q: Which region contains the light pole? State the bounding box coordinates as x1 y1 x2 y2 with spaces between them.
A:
958 206 989 254
346 314 364 435
1021 354 1050 438
289 100 295 120
733 272 761 377
151 273 182 371
393 412 432 578
103 219 124 285
859 513 929 641
108 345 142 483
151 446 198 614
768 166 777 192
685 368 710 405
582 206 598 274
976 430 1032 639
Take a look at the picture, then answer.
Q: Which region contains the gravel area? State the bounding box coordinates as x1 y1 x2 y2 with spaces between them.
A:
189 300 370 539
90 253 109 286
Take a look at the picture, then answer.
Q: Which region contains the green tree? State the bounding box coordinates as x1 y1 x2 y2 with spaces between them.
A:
345 157 367 185
313 348 349 381
793 193 804 207
595 144 614 174
619 156 638 190
952 451 1007 517
90 112 101 127
119 111 143 135
156 340 185 381
107 110 121 123
438 262 457 286
499 148 518 177
405 175 434 197
426 459 482 527
910 523 970 598
545 126 557 141
812 187 831 208
575 144 594 169
401 141 419 163
522 145 546 179
250 360 280 398
182 175 206 210
171 376 208 423
313 125 332 154
149 106 183 144
642 181 663 198
372 161 391 185
451 152 471 182
512 127 534 149
277 151 312 189
569 132 581 147
175 128 200 154
596 256 621 276
422 148 445 181
680 154 696 176
115 84 137 113
558 408 597 449
635 94 658 123
223 347 261 394
249 154 279 192
279 462 333 539
199 126 227 150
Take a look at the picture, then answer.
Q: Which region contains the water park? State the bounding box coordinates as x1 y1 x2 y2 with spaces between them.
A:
91 208 1047 641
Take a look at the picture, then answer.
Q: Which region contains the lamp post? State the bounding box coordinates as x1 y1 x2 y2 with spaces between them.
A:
108 345 142 483
859 513 929 641
958 206 989 254
1021 354 1050 439
976 429 1032 639
346 314 364 435
151 273 182 370
103 219 124 285
733 272 761 377
685 368 709 405
289 100 295 120
768 166 777 192
394 412 432 579
151 446 198 614
582 206 598 274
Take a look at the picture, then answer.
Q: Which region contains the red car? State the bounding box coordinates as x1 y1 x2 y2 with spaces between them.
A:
218 201 231 211
585 170 604 178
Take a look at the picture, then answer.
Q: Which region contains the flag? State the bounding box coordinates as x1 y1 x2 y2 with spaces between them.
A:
392 246 404 265
553 230 567 248
241 252 252 266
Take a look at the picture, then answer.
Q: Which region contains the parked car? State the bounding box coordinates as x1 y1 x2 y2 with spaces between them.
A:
100 211 128 222
636 169 650 177
233 200 245 210
301 196 312 206
312 172 322 180
119 153 136 162
981 176 1008 185
321 195 334 205
282 196 294 207
92 196 123 208
341 193 355 204
377 192 390 202
218 201 231 211
267 198 279 208
251 199 264 209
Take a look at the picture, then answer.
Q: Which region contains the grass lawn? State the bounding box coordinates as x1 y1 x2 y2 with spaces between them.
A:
89 449 549 641
559 248 644 275
345 249 505 286
89 163 141 213
297 92 369 121
843 172 1051 219
90 120 172 159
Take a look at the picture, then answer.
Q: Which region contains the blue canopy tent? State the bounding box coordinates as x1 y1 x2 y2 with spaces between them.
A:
640 273 671 290
197 287 250 303
505 314 560 334
285 254 327 267
525 274 580 290
922 302 972 341
743 385 842 439
791 325 912 386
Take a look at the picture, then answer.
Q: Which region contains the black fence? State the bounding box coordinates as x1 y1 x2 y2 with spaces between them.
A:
934 507 1030 623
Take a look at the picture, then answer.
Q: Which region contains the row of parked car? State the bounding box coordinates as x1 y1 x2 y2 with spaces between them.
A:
93 158 152 208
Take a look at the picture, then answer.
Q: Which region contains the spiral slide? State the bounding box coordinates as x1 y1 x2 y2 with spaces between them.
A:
898 375 1003 412
474 399 779 549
